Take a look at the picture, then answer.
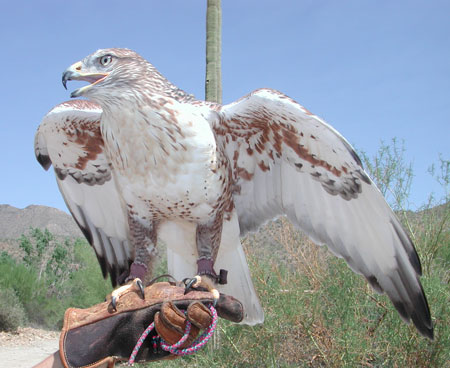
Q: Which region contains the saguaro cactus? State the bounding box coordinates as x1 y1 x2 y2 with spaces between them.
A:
205 0 222 103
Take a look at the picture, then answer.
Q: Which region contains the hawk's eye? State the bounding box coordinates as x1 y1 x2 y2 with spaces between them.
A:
100 55 113 66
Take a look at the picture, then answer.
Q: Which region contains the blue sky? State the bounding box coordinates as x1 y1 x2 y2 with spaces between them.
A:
0 1 448 212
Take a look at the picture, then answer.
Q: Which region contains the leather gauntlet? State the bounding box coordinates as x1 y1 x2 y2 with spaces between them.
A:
59 282 243 368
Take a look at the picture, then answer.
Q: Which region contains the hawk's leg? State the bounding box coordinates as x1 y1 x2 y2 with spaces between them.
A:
184 217 226 305
195 217 224 283
110 216 159 310
127 216 159 283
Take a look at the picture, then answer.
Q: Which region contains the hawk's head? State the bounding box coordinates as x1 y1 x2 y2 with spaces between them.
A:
62 48 194 106
62 48 162 103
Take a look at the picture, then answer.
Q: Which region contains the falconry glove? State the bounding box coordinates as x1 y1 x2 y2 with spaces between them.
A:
59 281 243 368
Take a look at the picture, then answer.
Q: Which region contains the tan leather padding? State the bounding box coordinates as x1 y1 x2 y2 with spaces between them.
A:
62 283 214 331
187 301 213 329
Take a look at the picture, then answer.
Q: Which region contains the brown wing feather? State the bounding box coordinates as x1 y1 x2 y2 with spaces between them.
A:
35 100 132 286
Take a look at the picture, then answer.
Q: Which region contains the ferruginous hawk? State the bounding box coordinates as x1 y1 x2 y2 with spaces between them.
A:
35 48 433 338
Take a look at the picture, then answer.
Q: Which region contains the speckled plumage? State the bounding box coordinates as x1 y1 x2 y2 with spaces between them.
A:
35 48 432 337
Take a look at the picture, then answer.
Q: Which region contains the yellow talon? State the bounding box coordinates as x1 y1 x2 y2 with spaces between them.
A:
211 288 220 300
192 275 202 288
110 278 144 311
184 275 220 305
211 288 220 307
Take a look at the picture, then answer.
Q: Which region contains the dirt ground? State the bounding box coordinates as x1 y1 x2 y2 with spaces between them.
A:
0 327 59 368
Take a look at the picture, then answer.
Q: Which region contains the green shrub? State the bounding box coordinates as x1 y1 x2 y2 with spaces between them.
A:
63 238 112 310
0 287 27 331
0 236 112 329
0 255 54 327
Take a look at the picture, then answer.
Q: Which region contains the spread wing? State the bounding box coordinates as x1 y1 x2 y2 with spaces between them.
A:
35 100 132 285
214 88 433 338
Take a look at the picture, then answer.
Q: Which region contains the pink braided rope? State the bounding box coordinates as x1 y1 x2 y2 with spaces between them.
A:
127 304 217 365
128 322 155 365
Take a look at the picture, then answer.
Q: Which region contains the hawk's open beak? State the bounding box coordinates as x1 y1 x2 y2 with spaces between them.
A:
62 61 108 98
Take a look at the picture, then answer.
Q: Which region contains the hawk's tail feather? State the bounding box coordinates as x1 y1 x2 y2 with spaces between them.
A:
213 239 264 325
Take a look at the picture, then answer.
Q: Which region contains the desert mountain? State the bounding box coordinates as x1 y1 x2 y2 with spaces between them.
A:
0 204 82 241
